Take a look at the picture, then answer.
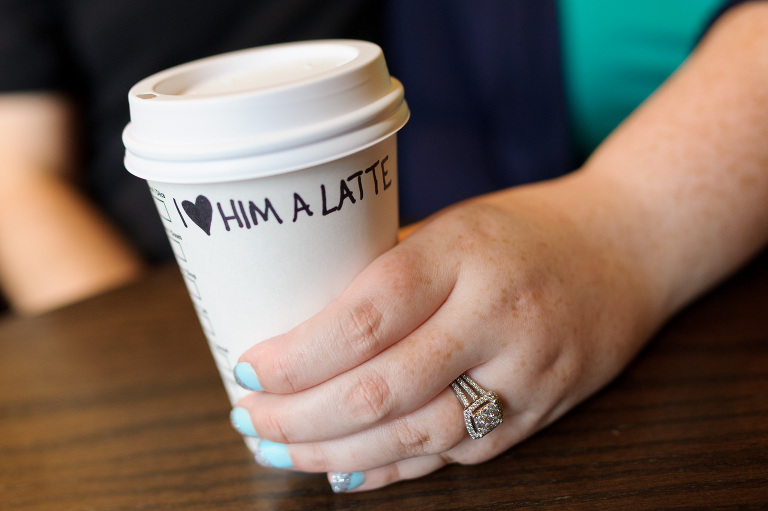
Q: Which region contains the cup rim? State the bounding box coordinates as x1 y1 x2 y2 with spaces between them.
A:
122 40 409 184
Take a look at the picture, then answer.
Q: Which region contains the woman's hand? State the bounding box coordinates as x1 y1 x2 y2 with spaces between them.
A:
231 176 660 492
231 1 768 492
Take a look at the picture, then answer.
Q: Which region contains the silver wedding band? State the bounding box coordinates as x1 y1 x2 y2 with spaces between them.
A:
451 373 503 439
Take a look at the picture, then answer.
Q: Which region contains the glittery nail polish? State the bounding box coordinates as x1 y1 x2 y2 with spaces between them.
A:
329 472 364 493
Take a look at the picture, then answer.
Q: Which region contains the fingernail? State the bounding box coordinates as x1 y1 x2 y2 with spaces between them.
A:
229 407 258 437
234 362 263 391
253 440 293 469
329 472 365 493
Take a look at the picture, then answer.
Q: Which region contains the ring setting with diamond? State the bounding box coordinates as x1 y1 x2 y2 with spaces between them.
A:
451 373 504 439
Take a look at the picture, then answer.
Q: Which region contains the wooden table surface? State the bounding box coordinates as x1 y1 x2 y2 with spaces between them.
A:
2 252 767 510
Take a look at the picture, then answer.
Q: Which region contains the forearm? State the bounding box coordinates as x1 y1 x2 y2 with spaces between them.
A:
0 170 145 314
583 1 768 316
0 93 144 314
549 2 767 322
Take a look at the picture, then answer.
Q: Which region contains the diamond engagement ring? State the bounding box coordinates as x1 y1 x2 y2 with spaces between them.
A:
451 373 504 439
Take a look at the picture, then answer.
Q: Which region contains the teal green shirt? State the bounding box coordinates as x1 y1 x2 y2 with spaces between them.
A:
558 0 724 158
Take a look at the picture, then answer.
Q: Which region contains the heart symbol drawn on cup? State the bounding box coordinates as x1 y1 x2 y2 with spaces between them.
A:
182 195 213 236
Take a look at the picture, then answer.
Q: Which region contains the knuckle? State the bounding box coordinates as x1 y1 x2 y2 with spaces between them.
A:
381 463 404 487
338 297 384 360
438 451 456 466
296 443 332 473
259 409 291 443
264 350 302 393
446 443 497 466
346 370 393 425
458 446 504 466
391 417 439 458
383 248 427 289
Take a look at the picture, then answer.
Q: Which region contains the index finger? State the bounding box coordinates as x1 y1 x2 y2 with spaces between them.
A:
236 242 456 393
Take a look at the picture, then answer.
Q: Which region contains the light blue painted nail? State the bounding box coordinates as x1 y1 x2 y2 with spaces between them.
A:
348 472 364 491
229 407 258 437
234 362 263 391
330 472 365 493
254 440 293 469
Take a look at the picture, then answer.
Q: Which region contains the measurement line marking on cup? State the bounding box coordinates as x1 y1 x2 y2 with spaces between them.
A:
211 343 232 373
153 196 172 222
183 270 202 300
166 229 187 261
196 307 215 336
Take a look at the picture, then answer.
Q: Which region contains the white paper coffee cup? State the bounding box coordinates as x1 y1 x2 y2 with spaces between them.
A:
123 40 409 405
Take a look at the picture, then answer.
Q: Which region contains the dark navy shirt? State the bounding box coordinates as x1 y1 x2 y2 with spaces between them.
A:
0 0 755 258
386 0 749 224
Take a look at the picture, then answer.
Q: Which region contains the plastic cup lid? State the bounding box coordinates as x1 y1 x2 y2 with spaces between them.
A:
123 40 409 183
